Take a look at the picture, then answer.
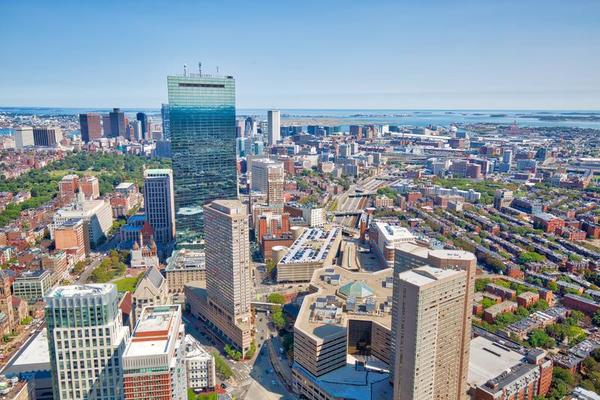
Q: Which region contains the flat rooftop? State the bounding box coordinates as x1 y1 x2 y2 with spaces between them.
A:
468 336 524 388
46 283 113 299
295 264 393 342
397 265 463 287
166 249 206 271
5 328 50 370
279 226 341 265
124 305 181 358
374 221 414 243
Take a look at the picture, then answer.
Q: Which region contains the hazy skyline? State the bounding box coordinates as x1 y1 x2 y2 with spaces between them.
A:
1 0 599 109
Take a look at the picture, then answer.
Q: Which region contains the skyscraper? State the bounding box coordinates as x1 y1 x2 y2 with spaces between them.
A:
143 168 176 245
79 113 103 143
393 266 468 400
244 117 256 138
267 110 280 146
45 284 129 400
161 104 170 139
201 200 254 355
135 112 148 140
122 305 187 400
109 108 126 138
167 71 238 246
102 115 112 137
392 246 476 398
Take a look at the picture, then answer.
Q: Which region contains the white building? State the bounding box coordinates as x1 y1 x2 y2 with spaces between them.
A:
122 305 186 400
52 197 113 247
267 110 280 146
45 284 129 400
183 334 215 391
15 127 34 149
370 221 415 268
302 207 325 227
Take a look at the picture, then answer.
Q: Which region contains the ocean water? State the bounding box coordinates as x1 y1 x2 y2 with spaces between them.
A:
1 107 600 129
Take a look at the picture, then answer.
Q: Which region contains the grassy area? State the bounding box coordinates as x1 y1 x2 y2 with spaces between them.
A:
114 277 140 292
187 389 218 400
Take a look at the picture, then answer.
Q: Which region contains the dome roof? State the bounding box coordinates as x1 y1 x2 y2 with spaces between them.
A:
338 280 374 299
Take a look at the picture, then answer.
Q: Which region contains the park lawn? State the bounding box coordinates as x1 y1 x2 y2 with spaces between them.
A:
114 277 139 292
187 389 218 400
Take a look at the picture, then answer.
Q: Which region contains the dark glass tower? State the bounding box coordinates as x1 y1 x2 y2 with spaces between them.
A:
167 73 238 247
136 112 148 139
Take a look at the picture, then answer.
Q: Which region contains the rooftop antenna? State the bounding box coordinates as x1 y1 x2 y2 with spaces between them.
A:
183 64 188 76
198 62 202 76
216 66 219 74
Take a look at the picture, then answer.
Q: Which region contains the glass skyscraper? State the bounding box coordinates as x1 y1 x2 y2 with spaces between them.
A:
167 73 238 247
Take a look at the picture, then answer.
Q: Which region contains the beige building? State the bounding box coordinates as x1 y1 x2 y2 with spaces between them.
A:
393 266 468 400
277 226 342 283
200 200 254 356
131 266 170 325
251 158 285 207
165 249 206 303
393 243 476 399
292 265 394 400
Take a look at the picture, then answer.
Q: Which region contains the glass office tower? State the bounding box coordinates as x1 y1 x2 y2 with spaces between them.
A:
167 73 238 247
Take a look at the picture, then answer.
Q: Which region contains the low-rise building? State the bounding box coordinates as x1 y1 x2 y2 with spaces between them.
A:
165 249 206 303
131 266 170 325
277 226 342 283
484 301 518 324
517 292 540 308
562 294 600 315
12 270 52 304
368 221 415 268
183 334 215 391
469 336 552 400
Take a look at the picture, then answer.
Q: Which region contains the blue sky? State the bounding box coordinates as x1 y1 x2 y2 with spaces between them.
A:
0 0 599 109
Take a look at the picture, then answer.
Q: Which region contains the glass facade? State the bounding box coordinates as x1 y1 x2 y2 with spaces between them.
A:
167 74 238 247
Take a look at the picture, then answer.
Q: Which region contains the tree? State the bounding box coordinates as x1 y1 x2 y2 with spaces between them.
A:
528 329 556 349
519 251 545 265
212 352 233 380
475 278 491 292
547 281 559 292
224 344 242 361
271 306 286 330
265 259 276 277
244 341 256 359
267 293 285 305
592 310 600 326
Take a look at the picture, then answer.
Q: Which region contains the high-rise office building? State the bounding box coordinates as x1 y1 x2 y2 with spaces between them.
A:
102 115 112 137
202 200 253 355
122 305 186 400
109 108 126 138
143 169 176 245
15 126 34 149
392 245 476 400
33 127 63 147
244 117 256 138
79 113 103 143
167 71 238 246
393 266 467 400
135 112 148 140
161 104 170 139
267 110 280 146
251 158 285 207
45 284 129 400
